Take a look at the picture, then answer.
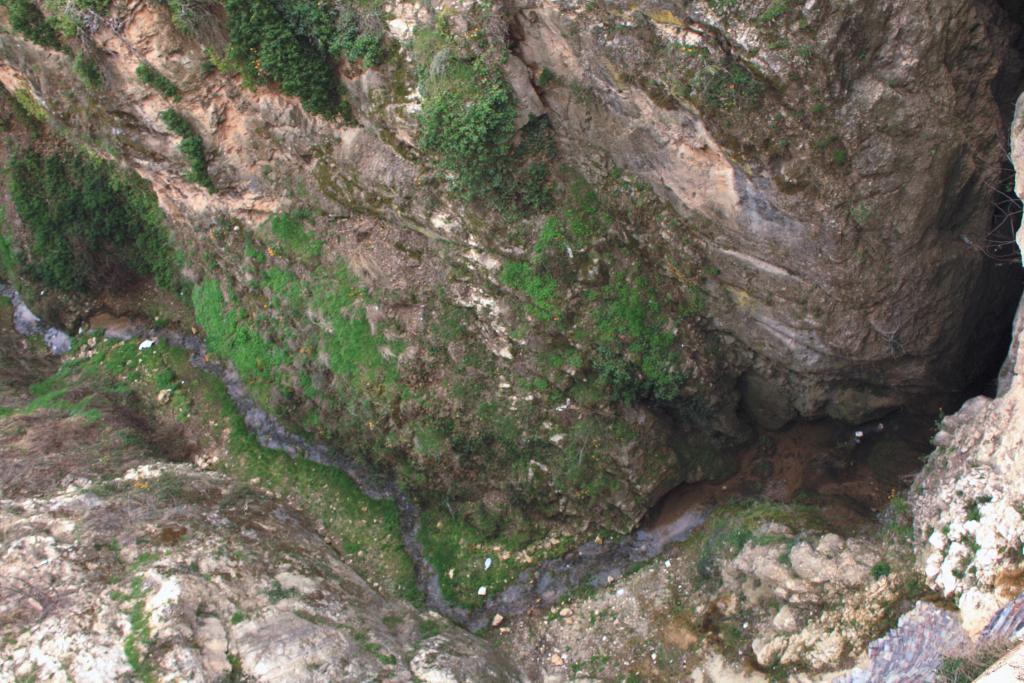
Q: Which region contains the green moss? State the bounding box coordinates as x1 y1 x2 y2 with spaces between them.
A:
136 62 180 100
691 501 824 585
419 506 547 610
12 88 46 122
266 212 321 261
758 0 790 23
122 577 156 683
500 261 559 321
870 560 892 579
7 149 181 292
0 210 19 281
583 275 690 404
159 109 215 192
192 279 286 386
69 335 420 602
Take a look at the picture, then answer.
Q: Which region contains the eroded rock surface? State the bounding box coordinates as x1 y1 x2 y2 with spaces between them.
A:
0 0 1019 543
910 89 1024 636
0 365 521 682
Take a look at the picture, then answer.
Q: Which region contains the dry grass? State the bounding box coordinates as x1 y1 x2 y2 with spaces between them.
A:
935 638 1014 683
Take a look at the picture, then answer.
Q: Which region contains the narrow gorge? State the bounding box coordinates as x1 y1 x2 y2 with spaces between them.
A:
1 0 1024 680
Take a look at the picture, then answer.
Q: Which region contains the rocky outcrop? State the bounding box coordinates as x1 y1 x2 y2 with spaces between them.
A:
0 359 521 682
910 90 1024 635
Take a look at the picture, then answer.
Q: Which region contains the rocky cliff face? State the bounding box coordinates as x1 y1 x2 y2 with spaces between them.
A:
511 0 1022 421
0 0 1020 598
910 90 1024 637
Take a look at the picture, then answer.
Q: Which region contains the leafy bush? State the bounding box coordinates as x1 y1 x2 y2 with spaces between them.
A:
418 57 517 200
7 150 179 292
3 0 62 48
159 109 214 192
224 0 351 119
870 560 892 579
336 10 384 66
136 62 180 100
73 53 103 88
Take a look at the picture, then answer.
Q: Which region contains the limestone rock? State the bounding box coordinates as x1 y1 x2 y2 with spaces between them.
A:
910 90 1024 612
0 459 522 682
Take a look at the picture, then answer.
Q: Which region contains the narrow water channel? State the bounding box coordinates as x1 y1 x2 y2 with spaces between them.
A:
0 285 951 633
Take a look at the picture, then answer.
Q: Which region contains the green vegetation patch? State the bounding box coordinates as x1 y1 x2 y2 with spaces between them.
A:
0 210 19 282
935 639 1014 683
73 53 103 88
159 109 215 192
419 507 572 610
265 211 321 261
136 62 180 100
418 55 517 201
582 274 690 404
7 149 180 292
499 261 558 321
3 0 62 48
688 501 825 584
674 45 763 111
224 0 376 119
191 260 399 422
60 334 420 601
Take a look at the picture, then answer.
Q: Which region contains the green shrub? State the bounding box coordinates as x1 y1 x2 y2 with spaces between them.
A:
157 0 215 35
40 0 108 36
159 109 214 192
73 53 103 88
7 149 179 292
136 62 180 100
336 10 384 66
677 46 762 111
870 560 892 579
3 0 62 49
224 0 351 119
418 57 517 200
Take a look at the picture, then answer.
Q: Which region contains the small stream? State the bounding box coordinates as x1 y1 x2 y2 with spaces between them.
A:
0 284 940 633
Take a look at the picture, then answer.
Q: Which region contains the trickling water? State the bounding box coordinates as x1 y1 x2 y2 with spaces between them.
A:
0 284 947 633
